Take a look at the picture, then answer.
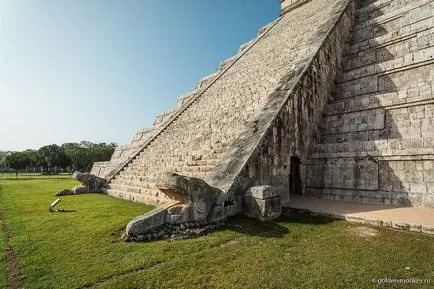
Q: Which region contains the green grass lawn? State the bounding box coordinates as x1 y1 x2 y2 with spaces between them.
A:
0 175 432 289
0 199 5 289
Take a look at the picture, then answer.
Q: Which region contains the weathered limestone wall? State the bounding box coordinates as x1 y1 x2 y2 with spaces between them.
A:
209 0 356 214
103 0 354 207
91 80 205 178
91 90 202 178
306 0 434 207
280 0 312 16
91 125 162 178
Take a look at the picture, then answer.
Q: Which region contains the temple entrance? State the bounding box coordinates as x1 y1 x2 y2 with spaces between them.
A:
289 156 302 195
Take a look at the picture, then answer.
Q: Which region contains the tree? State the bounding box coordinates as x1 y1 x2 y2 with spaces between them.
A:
0 151 9 178
23 149 39 171
88 142 117 163
61 141 116 172
0 151 7 168
1 141 117 175
61 142 88 172
4 151 31 174
37 144 69 173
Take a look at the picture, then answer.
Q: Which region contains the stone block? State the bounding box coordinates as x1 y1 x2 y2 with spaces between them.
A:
427 183 434 195
126 207 166 237
243 186 282 222
423 165 434 182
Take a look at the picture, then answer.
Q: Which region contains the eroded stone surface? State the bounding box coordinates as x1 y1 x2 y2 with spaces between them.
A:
125 174 227 237
55 171 105 196
126 220 226 242
157 173 223 222
306 0 434 207
126 207 167 237
156 173 223 223
243 186 282 221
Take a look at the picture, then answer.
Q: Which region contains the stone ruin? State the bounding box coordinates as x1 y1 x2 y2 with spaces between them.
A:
78 0 433 240
55 171 105 196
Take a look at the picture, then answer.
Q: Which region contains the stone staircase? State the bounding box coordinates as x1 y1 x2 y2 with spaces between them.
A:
91 17 278 180
93 0 356 209
102 16 285 205
306 0 434 207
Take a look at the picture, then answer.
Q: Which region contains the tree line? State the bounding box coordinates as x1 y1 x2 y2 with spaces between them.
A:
0 141 117 174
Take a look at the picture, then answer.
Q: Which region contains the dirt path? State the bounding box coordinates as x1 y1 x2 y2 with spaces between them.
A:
0 208 24 289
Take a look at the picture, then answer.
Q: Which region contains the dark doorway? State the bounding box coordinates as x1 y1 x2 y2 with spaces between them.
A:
289 156 302 195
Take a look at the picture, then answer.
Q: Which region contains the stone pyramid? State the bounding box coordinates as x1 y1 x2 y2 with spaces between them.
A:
90 0 434 237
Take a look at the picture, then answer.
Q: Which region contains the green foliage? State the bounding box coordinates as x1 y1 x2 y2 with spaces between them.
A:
23 149 39 167
1 141 117 172
61 141 117 171
0 184 4 289
0 151 8 169
0 177 432 289
38 144 69 170
4 151 31 171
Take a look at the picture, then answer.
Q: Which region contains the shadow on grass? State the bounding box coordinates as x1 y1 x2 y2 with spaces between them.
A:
226 215 289 238
282 209 335 225
225 211 334 238
49 210 77 213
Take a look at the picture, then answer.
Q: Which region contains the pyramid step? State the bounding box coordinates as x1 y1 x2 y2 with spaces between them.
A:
337 47 434 84
153 108 177 126
346 16 434 56
306 137 433 207
108 183 159 193
238 39 256 55
106 188 170 206
357 0 392 13
196 72 218 90
324 88 434 117
320 102 434 143
351 0 432 44
308 137 434 158
353 0 428 32
256 19 278 37
111 175 155 186
217 56 237 72
342 26 434 71
334 53 434 100
305 188 410 206
356 0 393 22
175 90 200 107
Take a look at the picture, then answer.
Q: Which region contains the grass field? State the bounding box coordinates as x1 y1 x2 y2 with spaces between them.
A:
0 174 432 288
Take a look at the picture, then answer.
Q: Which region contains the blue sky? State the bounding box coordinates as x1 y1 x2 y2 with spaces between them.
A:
0 0 279 151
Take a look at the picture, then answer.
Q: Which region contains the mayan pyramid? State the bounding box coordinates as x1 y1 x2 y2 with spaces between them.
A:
92 0 434 214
